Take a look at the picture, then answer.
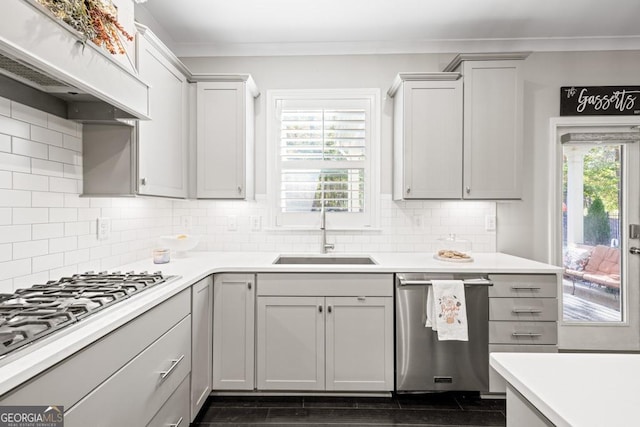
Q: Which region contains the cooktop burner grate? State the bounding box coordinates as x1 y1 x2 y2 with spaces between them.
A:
0 271 172 357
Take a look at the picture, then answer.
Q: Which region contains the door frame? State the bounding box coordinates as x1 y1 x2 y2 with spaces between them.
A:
548 116 640 350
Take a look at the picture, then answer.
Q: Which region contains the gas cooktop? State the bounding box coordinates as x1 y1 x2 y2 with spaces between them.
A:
0 271 174 357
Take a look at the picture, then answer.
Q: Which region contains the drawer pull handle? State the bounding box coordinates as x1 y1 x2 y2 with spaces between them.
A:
169 417 184 427
160 354 185 381
357 296 366 301
511 286 541 291
512 332 542 337
512 308 543 314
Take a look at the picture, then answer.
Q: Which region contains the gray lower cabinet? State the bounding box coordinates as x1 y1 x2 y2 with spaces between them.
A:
488 274 559 393
147 375 190 427
65 316 191 426
212 274 255 390
0 289 192 427
256 273 394 392
191 276 213 420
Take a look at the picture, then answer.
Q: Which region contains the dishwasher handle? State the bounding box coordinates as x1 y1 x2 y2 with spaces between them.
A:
398 278 493 287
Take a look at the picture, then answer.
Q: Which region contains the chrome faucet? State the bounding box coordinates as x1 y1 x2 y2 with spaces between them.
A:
320 205 335 254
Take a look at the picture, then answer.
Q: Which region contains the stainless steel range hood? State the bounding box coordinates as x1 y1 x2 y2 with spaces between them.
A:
0 0 150 123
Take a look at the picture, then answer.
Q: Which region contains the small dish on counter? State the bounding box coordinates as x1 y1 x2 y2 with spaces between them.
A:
158 234 200 255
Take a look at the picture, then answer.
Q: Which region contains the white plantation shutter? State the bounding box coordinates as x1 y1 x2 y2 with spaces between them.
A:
269 92 379 228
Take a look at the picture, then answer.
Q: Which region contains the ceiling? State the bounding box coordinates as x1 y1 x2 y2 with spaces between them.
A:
135 0 640 57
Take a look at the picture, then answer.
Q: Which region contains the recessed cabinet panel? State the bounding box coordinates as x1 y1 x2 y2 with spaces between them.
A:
191 276 213 419
256 296 325 391
404 81 463 199
462 61 523 199
325 297 394 391
212 274 255 390
137 36 188 198
196 80 256 199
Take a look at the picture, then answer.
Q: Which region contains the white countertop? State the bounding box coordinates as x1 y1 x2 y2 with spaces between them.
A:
490 352 640 427
0 251 560 397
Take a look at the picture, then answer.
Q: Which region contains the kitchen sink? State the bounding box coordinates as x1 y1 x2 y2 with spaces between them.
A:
273 255 377 265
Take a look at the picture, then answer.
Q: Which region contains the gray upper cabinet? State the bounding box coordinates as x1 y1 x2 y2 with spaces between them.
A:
196 76 259 199
81 24 189 198
136 25 189 198
445 53 528 200
389 73 463 200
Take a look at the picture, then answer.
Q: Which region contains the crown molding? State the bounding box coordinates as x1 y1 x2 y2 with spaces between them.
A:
387 72 461 97
443 52 531 72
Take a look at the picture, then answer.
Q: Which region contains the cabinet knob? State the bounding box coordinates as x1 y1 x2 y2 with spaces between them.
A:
328 306 332 313
318 305 323 313
406 187 411 194
237 186 242 194
465 186 471 194
141 177 147 186
248 282 252 290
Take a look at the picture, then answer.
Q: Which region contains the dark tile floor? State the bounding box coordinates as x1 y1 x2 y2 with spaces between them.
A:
192 393 506 426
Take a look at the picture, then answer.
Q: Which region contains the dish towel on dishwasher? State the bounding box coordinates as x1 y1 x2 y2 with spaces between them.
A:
425 280 469 341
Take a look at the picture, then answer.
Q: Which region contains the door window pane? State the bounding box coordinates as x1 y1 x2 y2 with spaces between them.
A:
562 144 622 322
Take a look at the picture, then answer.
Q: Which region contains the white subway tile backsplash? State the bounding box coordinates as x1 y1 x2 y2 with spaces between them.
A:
0 97 10 117
11 102 48 127
49 208 78 222
12 137 48 160
63 134 82 152
0 134 10 152
12 272 49 290
63 194 90 208
12 172 48 191
32 192 64 208
47 114 77 137
64 248 90 266
0 171 11 189
31 159 64 177
63 164 82 180
31 125 63 147
0 259 31 281
32 223 64 240
0 189 31 207
32 253 64 273
49 236 77 253
64 221 91 237
49 177 78 193
0 115 30 139
0 208 11 225
0 243 11 262
0 152 31 173
13 240 48 259
49 146 80 165
12 208 48 224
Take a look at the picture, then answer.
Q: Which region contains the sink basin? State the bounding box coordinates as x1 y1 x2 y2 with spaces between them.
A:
273 255 377 265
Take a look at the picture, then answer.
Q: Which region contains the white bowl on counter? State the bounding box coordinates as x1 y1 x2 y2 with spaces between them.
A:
158 234 200 255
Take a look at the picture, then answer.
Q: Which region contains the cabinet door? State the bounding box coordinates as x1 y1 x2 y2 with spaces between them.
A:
196 82 246 199
325 297 394 391
256 296 325 390
402 80 463 199
191 276 213 420
212 274 255 390
137 37 188 198
462 60 523 199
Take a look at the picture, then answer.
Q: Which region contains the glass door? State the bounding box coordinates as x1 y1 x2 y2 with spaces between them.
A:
555 122 640 351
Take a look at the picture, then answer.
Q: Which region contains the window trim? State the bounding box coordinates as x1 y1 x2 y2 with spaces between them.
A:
266 88 381 230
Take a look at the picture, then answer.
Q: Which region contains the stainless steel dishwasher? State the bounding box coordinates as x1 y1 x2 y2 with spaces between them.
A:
395 273 491 392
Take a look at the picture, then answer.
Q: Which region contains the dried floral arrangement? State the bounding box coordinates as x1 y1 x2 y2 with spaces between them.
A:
36 0 134 54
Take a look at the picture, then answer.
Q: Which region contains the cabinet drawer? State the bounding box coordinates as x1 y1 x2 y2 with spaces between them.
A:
1 289 190 407
147 374 190 427
65 315 191 427
257 273 393 297
488 275 557 298
489 298 557 321
489 321 557 345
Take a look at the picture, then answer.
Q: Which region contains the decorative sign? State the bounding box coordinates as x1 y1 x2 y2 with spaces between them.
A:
560 86 640 116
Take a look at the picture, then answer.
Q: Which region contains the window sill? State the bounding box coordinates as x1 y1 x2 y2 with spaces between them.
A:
262 226 383 232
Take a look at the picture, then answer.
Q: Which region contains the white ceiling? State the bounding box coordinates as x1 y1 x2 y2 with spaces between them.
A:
136 0 640 57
